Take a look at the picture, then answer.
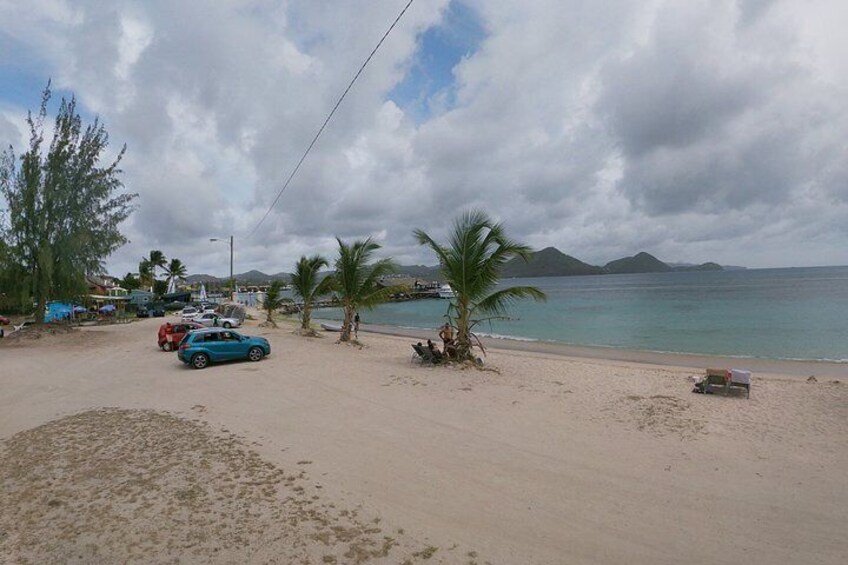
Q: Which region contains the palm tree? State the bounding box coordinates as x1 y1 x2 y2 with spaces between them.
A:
290 254 335 333
164 258 187 284
414 210 546 361
148 250 167 281
261 281 286 328
333 237 396 342
138 258 153 290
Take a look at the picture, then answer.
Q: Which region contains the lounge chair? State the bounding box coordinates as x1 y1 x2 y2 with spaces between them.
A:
694 368 751 398
728 369 751 398
411 343 441 365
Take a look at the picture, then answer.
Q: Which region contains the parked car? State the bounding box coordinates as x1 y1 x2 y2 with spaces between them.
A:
180 306 199 320
194 312 241 328
158 321 204 351
149 304 166 317
177 328 270 369
199 302 217 313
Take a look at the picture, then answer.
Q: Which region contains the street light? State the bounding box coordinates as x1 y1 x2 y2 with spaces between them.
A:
210 235 234 301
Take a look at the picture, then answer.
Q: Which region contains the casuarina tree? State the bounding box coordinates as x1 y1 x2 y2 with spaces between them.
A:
414 210 546 361
0 83 137 322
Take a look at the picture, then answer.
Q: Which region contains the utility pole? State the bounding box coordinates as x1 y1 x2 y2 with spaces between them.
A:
210 235 235 302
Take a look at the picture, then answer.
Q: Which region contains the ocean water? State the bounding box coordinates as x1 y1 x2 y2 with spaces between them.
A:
316 266 848 362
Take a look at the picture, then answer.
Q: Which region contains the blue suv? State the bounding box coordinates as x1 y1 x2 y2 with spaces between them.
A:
177 327 271 369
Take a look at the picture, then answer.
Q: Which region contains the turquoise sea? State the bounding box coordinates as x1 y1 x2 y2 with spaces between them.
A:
317 266 848 362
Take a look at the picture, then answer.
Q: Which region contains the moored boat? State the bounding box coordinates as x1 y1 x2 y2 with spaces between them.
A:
438 284 456 299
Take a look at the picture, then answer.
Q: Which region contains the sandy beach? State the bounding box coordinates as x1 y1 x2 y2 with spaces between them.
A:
1 315 846 564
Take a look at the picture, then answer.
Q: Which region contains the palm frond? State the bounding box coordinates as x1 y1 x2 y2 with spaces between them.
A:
414 209 546 360
474 286 546 316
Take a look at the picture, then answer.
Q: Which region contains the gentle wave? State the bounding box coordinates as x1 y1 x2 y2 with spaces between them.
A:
475 332 539 342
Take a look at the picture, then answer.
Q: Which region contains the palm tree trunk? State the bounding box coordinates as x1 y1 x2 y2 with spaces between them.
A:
455 299 473 360
340 304 353 341
301 302 312 330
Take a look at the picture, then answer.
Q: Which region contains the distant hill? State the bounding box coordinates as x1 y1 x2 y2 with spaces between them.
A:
234 270 289 284
604 252 672 274
395 264 442 280
672 262 723 272
186 271 290 284
501 247 605 278
185 273 220 283
186 249 732 284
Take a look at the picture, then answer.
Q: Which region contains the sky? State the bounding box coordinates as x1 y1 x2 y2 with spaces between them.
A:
1 0 847 277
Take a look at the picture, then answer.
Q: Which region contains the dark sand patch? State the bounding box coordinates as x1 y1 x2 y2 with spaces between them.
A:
0 409 470 564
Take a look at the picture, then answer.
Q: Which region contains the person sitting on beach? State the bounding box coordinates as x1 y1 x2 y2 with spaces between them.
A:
427 339 444 360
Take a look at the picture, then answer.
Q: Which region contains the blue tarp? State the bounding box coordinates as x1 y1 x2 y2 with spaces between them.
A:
45 302 74 322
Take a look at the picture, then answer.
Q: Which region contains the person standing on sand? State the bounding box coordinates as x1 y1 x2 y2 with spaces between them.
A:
354 312 360 339
438 323 454 350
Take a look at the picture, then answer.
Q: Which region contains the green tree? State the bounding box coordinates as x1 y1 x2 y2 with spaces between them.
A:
138 258 153 290
290 254 334 334
333 237 396 342
118 272 140 291
152 279 167 296
414 210 546 361
164 257 187 284
0 84 137 322
261 280 286 328
148 250 166 281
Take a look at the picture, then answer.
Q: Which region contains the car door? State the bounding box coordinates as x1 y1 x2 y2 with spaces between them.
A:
216 331 245 360
201 331 223 360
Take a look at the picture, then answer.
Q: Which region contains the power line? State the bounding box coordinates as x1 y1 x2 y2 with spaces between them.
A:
248 0 417 238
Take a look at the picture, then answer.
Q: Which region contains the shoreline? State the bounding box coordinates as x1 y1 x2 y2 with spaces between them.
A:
354 321 847 379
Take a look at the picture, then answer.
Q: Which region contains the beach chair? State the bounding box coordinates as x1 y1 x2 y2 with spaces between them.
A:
694 368 728 394
728 369 752 398
411 344 440 365
694 368 751 398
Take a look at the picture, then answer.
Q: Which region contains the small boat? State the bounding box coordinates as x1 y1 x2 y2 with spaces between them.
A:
438 284 456 299
320 323 343 332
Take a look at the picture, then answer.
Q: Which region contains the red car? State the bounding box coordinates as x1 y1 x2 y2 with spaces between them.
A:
158 321 204 351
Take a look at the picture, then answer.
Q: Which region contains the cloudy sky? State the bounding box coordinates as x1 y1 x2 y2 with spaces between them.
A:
1 0 846 276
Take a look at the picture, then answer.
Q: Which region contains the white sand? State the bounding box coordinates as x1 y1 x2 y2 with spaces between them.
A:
1 316 846 564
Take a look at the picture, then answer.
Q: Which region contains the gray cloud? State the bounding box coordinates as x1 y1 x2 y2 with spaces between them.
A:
1 0 846 274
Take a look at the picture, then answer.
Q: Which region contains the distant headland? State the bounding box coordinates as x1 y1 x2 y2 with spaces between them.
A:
185 249 743 285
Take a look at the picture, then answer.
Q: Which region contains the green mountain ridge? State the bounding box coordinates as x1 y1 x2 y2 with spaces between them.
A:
183 250 729 284
501 247 605 278
604 252 672 274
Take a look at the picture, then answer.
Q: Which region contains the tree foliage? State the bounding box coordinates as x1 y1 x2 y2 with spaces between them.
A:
414 210 546 361
138 258 153 290
164 258 187 281
148 250 166 280
261 280 286 328
333 238 396 342
290 254 334 333
0 84 137 321
118 272 140 291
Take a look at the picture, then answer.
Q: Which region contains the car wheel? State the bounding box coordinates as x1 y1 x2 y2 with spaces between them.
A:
248 347 264 362
223 322 232 328
163 342 173 352
192 353 209 369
